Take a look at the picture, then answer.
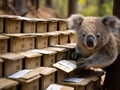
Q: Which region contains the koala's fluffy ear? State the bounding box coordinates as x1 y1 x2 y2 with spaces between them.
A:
102 16 120 33
67 14 84 30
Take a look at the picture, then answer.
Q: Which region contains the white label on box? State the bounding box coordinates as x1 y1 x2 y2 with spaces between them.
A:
63 78 84 83
46 84 62 90
30 49 55 54
58 60 76 69
53 60 77 73
8 69 32 79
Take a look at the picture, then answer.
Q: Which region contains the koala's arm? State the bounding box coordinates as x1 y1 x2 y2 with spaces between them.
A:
77 41 118 69
72 44 83 60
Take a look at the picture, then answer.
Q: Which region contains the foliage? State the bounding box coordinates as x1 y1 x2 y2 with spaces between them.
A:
100 0 113 16
39 0 113 18
77 0 113 16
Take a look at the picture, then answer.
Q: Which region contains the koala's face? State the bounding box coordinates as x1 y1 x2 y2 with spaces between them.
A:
77 17 110 50
67 14 120 50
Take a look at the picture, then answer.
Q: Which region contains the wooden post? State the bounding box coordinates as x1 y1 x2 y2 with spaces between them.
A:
103 1 120 90
113 0 120 18
68 0 77 16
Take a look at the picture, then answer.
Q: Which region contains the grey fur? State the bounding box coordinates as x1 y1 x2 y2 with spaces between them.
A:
67 14 120 71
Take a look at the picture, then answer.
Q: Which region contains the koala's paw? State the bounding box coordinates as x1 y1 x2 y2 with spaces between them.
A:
72 52 81 61
78 70 105 78
77 58 91 70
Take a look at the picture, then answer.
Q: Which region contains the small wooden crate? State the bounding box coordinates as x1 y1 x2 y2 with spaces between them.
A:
0 78 19 90
6 34 35 53
47 32 60 46
36 19 47 33
0 35 9 54
58 19 68 31
47 18 58 32
52 43 76 59
34 67 57 90
30 49 57 67
10 70 41 90
19 51 42 69
0 53 25 76
35 33 49 49
3 15 21 33
58 31 70 45
68 30 76 43
43 47 67 61
19 17 37 33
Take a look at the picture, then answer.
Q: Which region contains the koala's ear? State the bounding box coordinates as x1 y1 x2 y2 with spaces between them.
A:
102 16 120 33
67 14 84 30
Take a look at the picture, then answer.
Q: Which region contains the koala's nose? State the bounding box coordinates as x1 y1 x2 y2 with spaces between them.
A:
86 35 94 48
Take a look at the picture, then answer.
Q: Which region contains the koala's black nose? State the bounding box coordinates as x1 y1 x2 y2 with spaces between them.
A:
86 35 94 48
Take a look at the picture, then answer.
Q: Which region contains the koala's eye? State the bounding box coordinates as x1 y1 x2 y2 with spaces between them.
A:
82 32 86 37
96 33 101 38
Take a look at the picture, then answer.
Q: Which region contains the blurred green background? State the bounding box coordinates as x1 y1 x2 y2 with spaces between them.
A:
0 0 114 18
49 0 113 17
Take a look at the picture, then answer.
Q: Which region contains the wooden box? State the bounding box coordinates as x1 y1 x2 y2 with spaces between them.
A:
58 19 68 31
47 18 58 32
68 69 77 78
52 43 76 59
4 15 21 33
53 60 77 83
43 47 67 61
19 17 37 33
35 33 49 49
47 32 60 46
0 35 9 54
67 48 75 60
61 77 100 90
30 49 56 67
58 31 70 45
56 69 68 83
34 67 57 90
41 50 56 67
36 19 47 33
19 51 42 69
6 34 35 53
9 70 41 90
0 53 24 76
20 77 40 90
68 30 76 43
0 78 19 90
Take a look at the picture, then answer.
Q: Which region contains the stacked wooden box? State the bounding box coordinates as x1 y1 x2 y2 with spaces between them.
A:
0 15 101 90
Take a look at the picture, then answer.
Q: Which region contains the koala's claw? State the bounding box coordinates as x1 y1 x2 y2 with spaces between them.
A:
77 58 90 70
72 52 81 61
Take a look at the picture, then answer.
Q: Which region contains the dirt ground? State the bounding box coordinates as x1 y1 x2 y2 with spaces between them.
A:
0 6 58 18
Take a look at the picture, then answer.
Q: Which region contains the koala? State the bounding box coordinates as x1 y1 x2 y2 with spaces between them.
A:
67 14 120 77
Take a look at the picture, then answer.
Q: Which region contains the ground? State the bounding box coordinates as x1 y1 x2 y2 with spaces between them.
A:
0 6 58 18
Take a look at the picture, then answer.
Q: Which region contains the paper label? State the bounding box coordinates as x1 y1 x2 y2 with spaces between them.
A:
46 84 62 90
8 69 32 79
30 49 56 54
63 78 84 83
53 60 77 73
58 60 76 69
